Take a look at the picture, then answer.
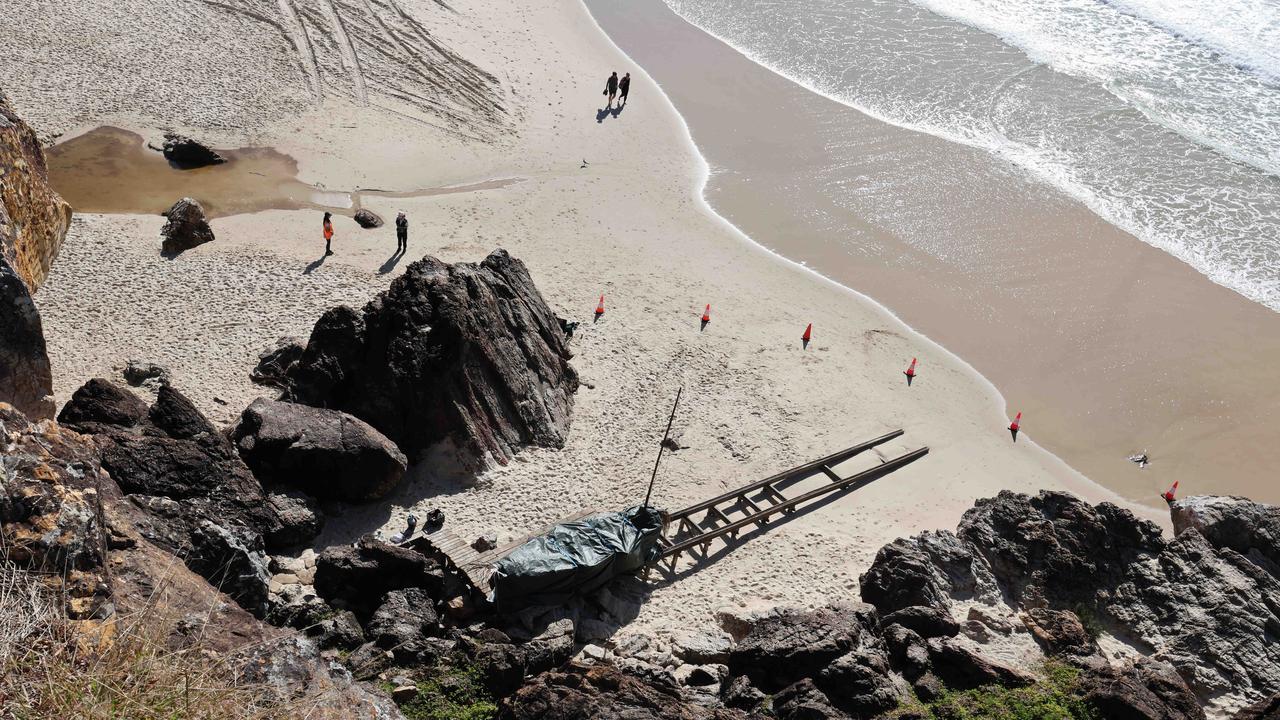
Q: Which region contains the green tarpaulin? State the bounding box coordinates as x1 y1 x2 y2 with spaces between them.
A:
490 505 663 609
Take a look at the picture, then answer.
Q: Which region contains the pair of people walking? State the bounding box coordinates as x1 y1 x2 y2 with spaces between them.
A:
604 71 631 108
320 211 409 257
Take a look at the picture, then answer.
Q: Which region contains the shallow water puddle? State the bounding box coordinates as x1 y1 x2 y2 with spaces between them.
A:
46 126 516 218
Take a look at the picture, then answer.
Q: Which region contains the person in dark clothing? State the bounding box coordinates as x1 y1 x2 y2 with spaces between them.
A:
619 73 631 105
395 212 408 253
604 71 619 108
323 211 334 256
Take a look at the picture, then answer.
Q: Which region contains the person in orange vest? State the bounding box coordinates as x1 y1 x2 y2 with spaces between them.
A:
323 211 335 256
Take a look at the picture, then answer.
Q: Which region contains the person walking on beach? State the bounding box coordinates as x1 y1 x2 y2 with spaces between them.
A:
604 71 619 108
619 72 631 105
395 212 408 253
323 212 335 256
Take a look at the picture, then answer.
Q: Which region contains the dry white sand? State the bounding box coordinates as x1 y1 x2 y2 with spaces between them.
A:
13 0 1162 642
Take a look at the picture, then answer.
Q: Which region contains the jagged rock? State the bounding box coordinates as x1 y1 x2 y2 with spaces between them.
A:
160 197 215 255
881 605 959 639
0 404 112 617
859 530 995 615
345 641 395 681
500 663 748 719
314 536 443 613
728 602 881 693
231 398 407 502
309 609 365 651
0 258 53 418
1074 656 1205 720
0 88 71 291
523 618 576 675
284 250 578 465
123 360 171 388
473 642 527 696
772 679 845 720
816 648 900 716
881 624 930 679
353 209 383 228
722 675 766 711
366 587 440 650
59 379 274 615
1020 608 1096 656
251 337 305 389
926 637 1037 690
1235 693 1280 720
263 488 323 549
58 377 150 431
1172 496 1280 581
673 631 732 665
161 133 226 168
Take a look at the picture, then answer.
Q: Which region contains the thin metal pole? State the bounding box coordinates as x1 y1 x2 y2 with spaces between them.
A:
644 386 683 508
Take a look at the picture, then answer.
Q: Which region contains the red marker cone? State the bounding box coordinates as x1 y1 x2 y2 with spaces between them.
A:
594 295 605 323
700 304 711 331
801 323 812 349
1161 480 1179 504
904 358 917 386
1009 412 1021 442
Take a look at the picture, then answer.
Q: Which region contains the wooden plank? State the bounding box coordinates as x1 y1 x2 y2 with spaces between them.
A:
819 464 842 483
655 446 929 560
664 431 904 522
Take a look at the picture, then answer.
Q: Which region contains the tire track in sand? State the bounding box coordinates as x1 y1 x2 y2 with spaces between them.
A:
318 0 369 104
276 0 323 99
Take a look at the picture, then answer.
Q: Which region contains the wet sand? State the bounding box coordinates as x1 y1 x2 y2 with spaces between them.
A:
587 0 1280 506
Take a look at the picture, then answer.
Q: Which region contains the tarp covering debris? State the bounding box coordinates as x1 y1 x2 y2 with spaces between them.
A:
490 505 663 608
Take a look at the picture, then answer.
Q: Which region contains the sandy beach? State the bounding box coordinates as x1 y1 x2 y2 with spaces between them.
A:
5 0 1157 644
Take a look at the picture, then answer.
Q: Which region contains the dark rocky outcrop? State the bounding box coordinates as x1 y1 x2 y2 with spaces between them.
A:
262 488 323 549
353 208 383 228
0 88 71 291
0 257 54 418
161 133 226 168
283 250 578 465
1073 656 1204 720
250 336 305 389
160 197 215 255
500 664 748 720
313 535 444 615
0 404 400 718
231 398 408 502
861 490 1280 712
58 380 276 615
366 587 440 649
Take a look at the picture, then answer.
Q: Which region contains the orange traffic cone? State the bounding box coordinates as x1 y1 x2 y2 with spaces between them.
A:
1009 412 1021 442
594 295 605 323
700 304 711 332
904 358 917 386
1161 480 1179 504
801 323 812 349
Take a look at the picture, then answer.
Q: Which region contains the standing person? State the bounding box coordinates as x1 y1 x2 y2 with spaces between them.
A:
395 212 408 254
323 212 334 256
619 72 631 105
604 71 619 108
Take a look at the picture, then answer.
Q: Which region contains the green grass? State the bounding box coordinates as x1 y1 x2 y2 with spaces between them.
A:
383 662 498 720
916 661 1099 720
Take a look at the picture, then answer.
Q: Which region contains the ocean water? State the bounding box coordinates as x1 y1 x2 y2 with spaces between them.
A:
663 0 1280 310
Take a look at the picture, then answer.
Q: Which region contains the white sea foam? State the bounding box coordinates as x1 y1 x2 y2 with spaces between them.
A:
663 0 1280 310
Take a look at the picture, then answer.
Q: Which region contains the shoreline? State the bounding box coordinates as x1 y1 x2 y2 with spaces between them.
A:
574 0 1152 525
585 0 1280 507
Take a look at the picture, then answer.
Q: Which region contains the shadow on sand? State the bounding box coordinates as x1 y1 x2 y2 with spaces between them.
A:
596 102 626 123
378 246 407 275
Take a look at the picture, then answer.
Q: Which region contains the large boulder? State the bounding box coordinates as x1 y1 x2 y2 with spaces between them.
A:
231 398 408 502
313 535 443 614
365 587 440 649
160 197 215 255
0 87 71 291
58 379 276 615
283 250 578 465
161 133 226 168
0 258 54 418
728 603 883 694
353 209 383 228
1074 656 1205 720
